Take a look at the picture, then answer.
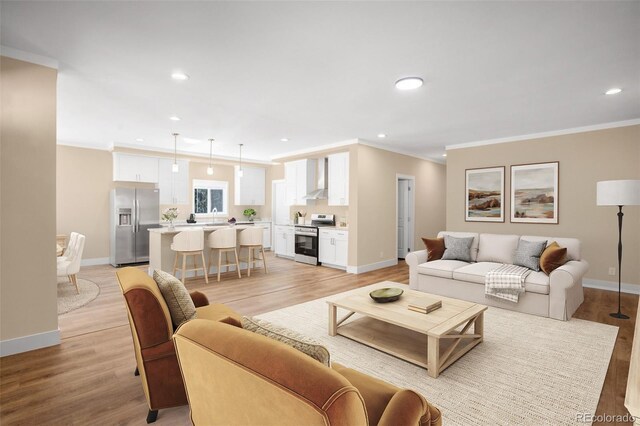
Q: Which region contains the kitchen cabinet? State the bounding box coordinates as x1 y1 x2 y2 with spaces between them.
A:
234 165 265 206
274 225 295 258
260 222 272 249
113 152 159 183
158 158 189 205
328 152 349 206
319 229 348 268
284 159 317 206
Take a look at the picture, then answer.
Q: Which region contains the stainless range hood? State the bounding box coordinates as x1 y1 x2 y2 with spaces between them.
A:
303 158 328 200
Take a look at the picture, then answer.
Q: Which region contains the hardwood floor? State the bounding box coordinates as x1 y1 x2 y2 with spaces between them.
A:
1 254 637 425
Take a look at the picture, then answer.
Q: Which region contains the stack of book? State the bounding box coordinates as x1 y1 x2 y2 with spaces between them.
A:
408 297 442 314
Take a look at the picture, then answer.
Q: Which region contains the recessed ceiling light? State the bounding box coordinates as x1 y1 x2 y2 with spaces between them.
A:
281 138 289 142
169 116 181 121
377 133 386 138
395 77 423 90
135 138 144 142
183 137 201 144
442 153 447 157
171 72 189 81
605 88 622 95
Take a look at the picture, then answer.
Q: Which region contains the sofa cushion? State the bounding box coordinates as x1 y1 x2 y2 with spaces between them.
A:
242 317 330 366
539 242 568 275
476 234 520 264
154 270 197 327
437 231 480 261
417 259 470 279
513 239 547 271
452 262 550 295
421 237 445 261
521 236 580 261
441 235 474 262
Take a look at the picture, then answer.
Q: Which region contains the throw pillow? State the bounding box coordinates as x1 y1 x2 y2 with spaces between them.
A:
540 242 568 275
153 270 197 328
241 317 330 366
441 235 474 262
421 237 445 261
513 239 547 271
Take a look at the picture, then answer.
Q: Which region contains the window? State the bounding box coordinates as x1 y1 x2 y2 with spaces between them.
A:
193 180 228 216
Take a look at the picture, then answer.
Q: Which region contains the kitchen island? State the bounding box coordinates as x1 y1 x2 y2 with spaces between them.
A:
148 224 266 277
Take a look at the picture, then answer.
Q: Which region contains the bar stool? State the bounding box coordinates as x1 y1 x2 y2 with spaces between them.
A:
239 227 268 277
207 228 241 282
171 229 209 284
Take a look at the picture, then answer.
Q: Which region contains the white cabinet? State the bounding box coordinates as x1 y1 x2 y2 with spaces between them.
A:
234 165 265 206
113 152 159 183
319 229 348 268
274 225 295 258
158 158 189 205
284 159 317 206
259 222 272 249
328 152 349 206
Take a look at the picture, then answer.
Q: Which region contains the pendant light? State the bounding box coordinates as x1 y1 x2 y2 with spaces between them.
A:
207 138 214 175
238 143 244 178
172 133 179 173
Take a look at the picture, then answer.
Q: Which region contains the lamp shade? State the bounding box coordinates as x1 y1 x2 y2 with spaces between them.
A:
597 180 640 206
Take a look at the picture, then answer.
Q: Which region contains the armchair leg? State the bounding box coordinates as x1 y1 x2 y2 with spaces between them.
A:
146 409 158 424
134 366 139 376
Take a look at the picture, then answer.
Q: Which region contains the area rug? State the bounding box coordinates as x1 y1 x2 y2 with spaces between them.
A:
57 278 100 315
257 296 618 426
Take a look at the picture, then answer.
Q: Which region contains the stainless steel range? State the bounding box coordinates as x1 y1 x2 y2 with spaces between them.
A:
294 214 335 265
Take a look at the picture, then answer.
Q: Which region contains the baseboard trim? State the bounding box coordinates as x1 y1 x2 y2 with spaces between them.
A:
583 279 640 295
81 257 110 266
347 258 398 274
0 329 60 357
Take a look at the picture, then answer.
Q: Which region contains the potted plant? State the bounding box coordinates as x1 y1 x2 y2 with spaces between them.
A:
161 207 179 230
243 208 257 222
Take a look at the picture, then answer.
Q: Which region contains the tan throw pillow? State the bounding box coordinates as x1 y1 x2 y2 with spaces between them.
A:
540 242 568 275
154 270 197 327
241 317 330 366
421 237 445 261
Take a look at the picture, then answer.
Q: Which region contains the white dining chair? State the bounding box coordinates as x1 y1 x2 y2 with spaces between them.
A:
239 227 268 277
208 228 241 282
171 229 208 284
57 233 86 293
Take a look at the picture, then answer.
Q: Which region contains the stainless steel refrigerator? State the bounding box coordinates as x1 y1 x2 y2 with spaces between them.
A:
110 188 160 266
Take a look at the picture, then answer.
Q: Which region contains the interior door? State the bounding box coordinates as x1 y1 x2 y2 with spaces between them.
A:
397 180 409 259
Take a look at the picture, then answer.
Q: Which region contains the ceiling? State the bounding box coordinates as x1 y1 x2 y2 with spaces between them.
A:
2 1 639 162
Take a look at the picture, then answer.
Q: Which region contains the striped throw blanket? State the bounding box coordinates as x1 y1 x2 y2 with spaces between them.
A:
485 264 531 303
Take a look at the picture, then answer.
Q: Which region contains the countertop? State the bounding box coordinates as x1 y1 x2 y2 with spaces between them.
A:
273 224 349 231
149 224 266 234
159 219 271 228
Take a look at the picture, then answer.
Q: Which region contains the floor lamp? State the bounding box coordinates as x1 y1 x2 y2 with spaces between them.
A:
596 179 640 320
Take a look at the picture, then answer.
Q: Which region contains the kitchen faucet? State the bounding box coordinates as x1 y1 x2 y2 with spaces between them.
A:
212 207 217 224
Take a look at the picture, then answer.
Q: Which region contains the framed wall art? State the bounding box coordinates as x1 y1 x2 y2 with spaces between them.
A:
465 166 505 222
510 162 559 224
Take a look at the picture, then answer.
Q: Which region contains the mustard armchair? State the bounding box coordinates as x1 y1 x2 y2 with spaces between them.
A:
173 319 442 426
116 267 241 423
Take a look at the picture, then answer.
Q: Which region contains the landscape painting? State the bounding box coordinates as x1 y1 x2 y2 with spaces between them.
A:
465 167 505 222
511 162 559 224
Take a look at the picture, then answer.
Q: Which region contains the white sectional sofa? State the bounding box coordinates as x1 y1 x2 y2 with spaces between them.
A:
405 231 589 321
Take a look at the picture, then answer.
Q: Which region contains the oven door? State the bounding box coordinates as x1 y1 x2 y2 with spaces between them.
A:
294 233 318 264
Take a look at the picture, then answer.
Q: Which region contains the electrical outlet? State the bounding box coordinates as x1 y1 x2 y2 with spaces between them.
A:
608 267 616 276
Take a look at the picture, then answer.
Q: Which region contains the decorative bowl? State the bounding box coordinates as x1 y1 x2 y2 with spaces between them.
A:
369 288 404 303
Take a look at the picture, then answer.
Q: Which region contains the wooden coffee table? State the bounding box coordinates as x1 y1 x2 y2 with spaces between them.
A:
326 281 487 378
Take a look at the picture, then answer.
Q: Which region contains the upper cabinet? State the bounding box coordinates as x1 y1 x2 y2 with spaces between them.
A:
113 153 159 183
234 165 266 206
328 152 349 206
284 159 317 206
158 158 190 205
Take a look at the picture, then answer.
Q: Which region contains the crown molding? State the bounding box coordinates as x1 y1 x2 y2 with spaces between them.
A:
110 142 274 165
1 46 58 69
445 119 640 151
270 139 359 161
358 140 446 165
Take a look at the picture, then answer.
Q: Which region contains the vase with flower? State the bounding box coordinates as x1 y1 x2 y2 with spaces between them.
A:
162 207 179 230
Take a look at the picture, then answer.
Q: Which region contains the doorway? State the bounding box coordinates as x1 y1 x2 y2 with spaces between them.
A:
396 175 415 259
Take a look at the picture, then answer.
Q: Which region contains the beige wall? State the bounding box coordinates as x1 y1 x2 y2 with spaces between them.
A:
446 125 640 286
56 145 272 260
356 144 447 267
1 57 58 344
